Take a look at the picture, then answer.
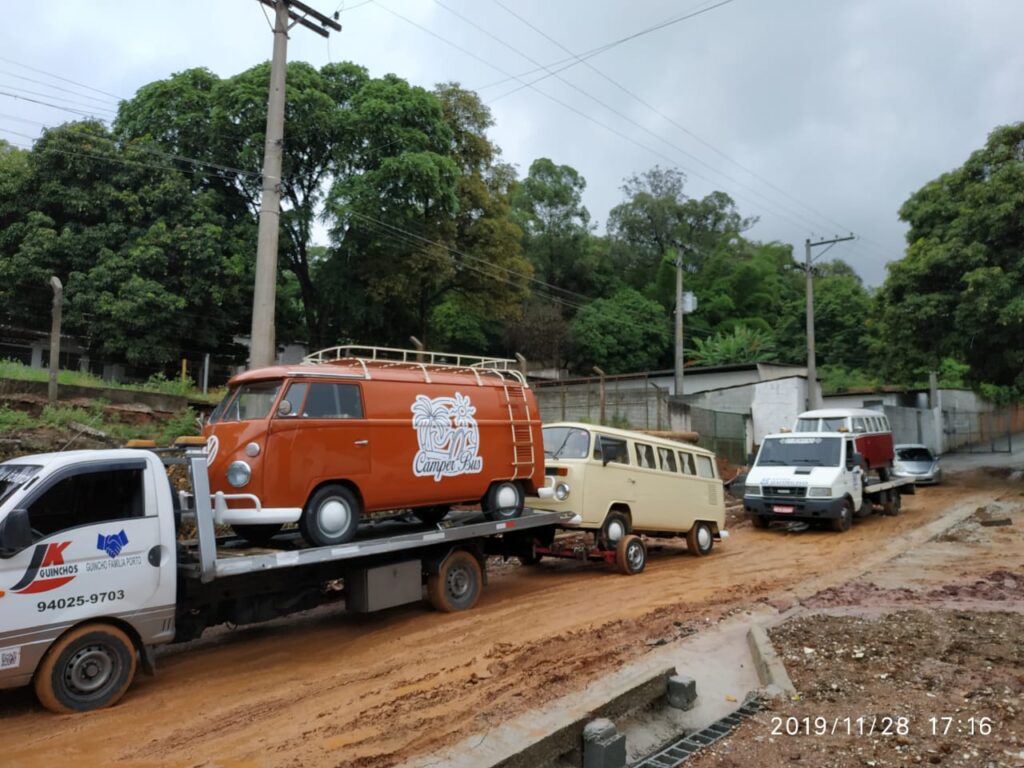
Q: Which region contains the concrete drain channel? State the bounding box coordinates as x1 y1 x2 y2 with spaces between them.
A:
630 697 763 767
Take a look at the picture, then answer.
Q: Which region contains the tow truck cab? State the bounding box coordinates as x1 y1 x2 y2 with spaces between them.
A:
0 450 177 697
743 433 865 526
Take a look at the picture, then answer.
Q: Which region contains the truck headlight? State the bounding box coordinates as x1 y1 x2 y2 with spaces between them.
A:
808 486 832 498
746 485 762 496
555 482 571 501
227 460 251 488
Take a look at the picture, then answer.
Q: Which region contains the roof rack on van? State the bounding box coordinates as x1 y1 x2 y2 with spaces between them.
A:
302 345 527 385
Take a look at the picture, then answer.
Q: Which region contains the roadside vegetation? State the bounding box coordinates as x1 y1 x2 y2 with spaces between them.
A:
0 400 199 446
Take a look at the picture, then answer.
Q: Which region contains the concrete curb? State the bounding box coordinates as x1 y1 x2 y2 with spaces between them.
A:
401 663 677 768
746 625 796 698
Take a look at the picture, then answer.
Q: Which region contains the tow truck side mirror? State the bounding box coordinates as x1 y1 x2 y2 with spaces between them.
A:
0 508 34 553
747 452 756 466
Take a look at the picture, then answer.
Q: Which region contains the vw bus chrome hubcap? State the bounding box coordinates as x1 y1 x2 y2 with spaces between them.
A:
66 646 113 694
318 498 350 535
496 484 519 509
697 526 712 550
627 542 644 570
606 520 625 542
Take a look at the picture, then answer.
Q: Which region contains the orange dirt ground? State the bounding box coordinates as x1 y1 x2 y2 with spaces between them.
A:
0 472 1016 768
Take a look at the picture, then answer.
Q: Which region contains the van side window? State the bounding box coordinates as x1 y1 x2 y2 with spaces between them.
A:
658 447 677 473
635 443 655 469
695 455 715 478
881 417 890 431
852 417 867 433
28 466 145 539
595 436 629 465
277 382 308 417
678 451 696 474
303 383 364 419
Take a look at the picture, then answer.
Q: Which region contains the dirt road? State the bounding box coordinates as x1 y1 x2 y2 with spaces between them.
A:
0 474 1013 768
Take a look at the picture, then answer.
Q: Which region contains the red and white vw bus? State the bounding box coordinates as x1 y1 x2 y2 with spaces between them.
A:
794 408 895 476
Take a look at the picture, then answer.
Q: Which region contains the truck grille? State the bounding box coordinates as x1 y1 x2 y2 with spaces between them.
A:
763 486 807 498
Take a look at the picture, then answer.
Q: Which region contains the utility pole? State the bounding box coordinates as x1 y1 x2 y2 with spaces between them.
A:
48 276 63 405
250 0 341 369
673 249 684 398
804 234 855 410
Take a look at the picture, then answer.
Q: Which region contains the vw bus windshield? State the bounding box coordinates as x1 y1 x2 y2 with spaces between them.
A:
0 463 41 504
210 381 282 423
756 437 841 467
543 426 591 459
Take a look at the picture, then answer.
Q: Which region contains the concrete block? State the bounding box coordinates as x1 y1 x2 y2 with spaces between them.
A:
667 674 697 710
583 718 627 768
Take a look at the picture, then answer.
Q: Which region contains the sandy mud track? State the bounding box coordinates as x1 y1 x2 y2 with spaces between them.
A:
0 475 1010 768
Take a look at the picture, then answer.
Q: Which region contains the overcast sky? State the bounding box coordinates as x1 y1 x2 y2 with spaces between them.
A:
2 0 1022 287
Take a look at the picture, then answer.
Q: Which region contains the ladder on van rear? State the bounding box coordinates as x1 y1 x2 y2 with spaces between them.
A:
503 382 535 480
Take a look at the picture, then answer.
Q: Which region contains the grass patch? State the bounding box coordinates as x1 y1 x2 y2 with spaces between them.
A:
0 359 223 403
0 401 200 444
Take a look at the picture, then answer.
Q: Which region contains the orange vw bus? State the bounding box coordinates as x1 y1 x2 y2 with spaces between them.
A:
202 346 545 547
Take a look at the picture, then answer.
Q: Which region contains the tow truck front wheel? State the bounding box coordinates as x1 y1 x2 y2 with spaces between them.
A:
427 550 483 612
830 500 854 533
34 623 137 714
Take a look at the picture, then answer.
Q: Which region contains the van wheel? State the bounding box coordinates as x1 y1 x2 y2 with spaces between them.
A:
830 500 854 532
413 505 449 526
483 481 524 521
301 484 361 546
427 550 482 612
599 511 631 550
34 623 137 714
233 524 283 547
687 521 714 556
615 534 647 575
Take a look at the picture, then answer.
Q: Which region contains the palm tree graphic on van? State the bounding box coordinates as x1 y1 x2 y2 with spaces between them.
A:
411 392 484 481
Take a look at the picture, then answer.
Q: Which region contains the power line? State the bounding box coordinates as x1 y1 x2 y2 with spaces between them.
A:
0 55 127 101
0 90 111 120
0 82 118 117
0 69 121 107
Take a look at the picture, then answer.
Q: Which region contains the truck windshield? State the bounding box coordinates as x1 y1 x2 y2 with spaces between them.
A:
543 426 591 459
209 381 282 423
0 464 41 504
756 437 841 467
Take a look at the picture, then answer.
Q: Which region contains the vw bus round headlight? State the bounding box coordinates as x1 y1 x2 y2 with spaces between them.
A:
245 441 261 458
227 460 251 488
555 482 571 501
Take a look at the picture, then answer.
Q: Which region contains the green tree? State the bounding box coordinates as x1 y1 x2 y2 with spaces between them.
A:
877 122 1024 391
569 287 671 373
0 122 251 365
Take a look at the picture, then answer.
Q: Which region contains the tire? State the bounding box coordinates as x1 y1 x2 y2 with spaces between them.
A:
686 521 715 556
599 511 631 550
232 523 283 547
34 623 137 714
427 550 483 612
483 480 524 521
882 490 902 517
751 514 769 529
413 505 449 526
300 484 362 546
615 534 647 575
517 551 543 567
830 500 854 533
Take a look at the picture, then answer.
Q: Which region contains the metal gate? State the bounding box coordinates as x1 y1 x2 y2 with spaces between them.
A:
944 406 1024 453
691 406 747 464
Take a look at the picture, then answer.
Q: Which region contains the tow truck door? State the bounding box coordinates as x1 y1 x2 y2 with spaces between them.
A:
0 459 166 640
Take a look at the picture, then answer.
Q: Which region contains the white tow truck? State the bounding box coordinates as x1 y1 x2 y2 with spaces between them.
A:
0 447 572 713
742 432 915 532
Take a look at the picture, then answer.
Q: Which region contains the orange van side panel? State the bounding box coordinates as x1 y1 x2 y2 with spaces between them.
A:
204 369 544 513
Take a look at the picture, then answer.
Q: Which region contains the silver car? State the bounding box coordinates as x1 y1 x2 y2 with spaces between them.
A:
893 444 942 484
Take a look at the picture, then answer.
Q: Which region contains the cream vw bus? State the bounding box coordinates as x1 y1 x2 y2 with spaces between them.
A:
530 422 727 555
